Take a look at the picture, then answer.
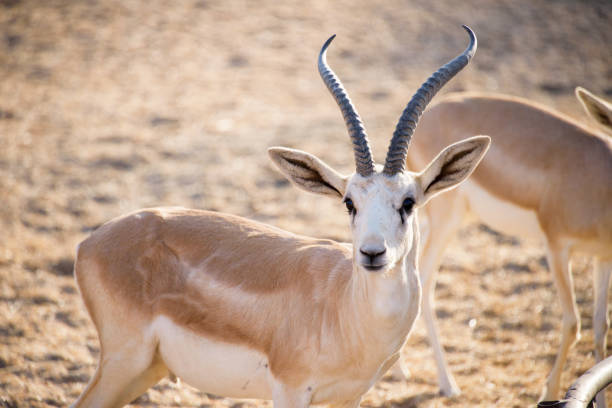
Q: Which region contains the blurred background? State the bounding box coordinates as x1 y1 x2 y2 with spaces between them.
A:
0 0 610 407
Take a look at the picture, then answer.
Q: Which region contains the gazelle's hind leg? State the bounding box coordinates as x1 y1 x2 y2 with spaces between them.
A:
540 241 578 402
593 258 612 408
71 336 168 408
72 259 169 407
72 355 167 408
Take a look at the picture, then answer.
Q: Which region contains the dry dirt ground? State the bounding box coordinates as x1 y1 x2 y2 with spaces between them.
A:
1 0 611 407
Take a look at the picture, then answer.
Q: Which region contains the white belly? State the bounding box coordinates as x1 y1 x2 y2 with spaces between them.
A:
460 180 545 242
154 316 272 400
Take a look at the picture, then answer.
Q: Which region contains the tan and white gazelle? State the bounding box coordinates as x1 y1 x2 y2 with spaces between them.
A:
398 88 612 405
71 26 490 408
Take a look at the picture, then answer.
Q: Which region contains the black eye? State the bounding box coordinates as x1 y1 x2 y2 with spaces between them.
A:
402 197 415 214
399 197 414 224
344 198 356 215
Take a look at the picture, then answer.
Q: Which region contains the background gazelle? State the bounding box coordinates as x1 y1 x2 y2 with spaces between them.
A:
71 26 489 407
399 89 612 405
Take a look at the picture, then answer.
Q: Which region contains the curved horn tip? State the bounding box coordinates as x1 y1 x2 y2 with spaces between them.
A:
320 34 337 55
383 24 477 176
461 25 477 59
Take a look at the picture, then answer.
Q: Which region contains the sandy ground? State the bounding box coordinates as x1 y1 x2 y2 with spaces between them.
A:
0 0 611 407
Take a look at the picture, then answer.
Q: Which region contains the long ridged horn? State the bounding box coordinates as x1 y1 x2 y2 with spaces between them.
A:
383 25 477 176
318 35 375 177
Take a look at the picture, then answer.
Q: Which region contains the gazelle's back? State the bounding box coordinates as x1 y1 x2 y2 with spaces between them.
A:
78 208 351 290
409 92 612 245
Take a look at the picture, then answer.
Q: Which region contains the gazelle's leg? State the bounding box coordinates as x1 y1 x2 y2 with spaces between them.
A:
330 398 361 408
421 193 466 397
593 259 612 362
71 336 167 407
271 382 313 408
541 242 578 402
408 191 465 396
593 258 611 408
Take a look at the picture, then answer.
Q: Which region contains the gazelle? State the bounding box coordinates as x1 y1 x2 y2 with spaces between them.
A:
71 26 490 408
398 88 612 405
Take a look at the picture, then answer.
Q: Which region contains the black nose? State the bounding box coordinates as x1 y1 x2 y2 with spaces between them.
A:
359 247 387 263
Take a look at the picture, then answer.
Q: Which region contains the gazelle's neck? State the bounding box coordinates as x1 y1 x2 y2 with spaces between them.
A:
348 215 421 333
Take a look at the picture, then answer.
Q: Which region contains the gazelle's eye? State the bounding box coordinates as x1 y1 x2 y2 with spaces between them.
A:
344 198 356 215
402 197 414 214
399 197 414 224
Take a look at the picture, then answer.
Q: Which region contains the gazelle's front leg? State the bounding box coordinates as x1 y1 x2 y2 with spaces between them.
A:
330 399 361 408
416 192 465 397
593 258 612 408
541 241 579 402
272 382 313 408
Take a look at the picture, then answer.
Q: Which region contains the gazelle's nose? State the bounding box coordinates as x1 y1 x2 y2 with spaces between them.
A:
359 247 386 261
359 245 387 271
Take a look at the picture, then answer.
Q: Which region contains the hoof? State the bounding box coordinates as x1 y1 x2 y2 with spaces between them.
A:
439 382 461 398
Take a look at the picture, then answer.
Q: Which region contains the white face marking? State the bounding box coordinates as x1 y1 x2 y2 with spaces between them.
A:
343 168 419 273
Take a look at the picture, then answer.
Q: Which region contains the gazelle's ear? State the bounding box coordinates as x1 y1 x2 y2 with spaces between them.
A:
268 147 348 198
576 87 612 132
416 136 490 206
